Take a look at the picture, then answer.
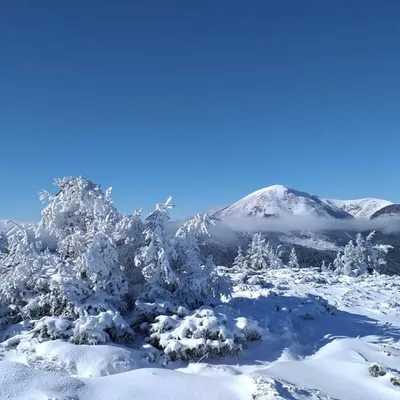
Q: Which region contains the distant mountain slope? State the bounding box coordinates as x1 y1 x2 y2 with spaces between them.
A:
324 198 394 220
215 185 352 220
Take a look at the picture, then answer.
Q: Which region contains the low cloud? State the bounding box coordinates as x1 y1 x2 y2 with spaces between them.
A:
220 215 400 235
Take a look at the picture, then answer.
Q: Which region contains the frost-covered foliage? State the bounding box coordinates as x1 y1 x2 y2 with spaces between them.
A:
173 214 231 308
334 231 392 277
37 177 128 316
232 246 248 272
0 177 235 352
235 233 285 271
72 310 133 345
113 210 144 279
32 316 73 341
30 311 133 345
0 224 56 322
247 233 269 270
135 197 177 302
148 307 260 361
135 208 231 309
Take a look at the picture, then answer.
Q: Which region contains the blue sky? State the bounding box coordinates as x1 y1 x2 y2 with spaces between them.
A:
1 1 400 221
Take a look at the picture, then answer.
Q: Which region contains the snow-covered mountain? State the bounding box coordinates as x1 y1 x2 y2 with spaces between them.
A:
215 185 352 220
213 185 400 221
324 198 395 219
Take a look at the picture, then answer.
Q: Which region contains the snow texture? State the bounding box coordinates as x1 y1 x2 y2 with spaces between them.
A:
1 268 400 399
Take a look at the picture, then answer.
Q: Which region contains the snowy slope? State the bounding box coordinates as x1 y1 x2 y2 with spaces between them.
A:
216 185 352 220
2 268 400 399
325 198 395 219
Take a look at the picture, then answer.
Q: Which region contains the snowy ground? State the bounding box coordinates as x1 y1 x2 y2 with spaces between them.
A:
1 268 400 399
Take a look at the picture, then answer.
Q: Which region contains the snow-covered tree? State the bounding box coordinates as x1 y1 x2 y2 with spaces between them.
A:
37 177 127 315
288 247 299 269
265 242 285 270
321 260 333 272
247 233 268 270
246 233 285 270
232 247 249 271
113 210 144 287
0 224 55 320
334 231 392 277
38 177 120 256
135 197 177 302
358 231 392 273
173 214 231 308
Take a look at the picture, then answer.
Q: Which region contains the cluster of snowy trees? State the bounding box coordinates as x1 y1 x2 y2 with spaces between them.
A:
231 230 390 278
0 177 230 347
329 232 392 277
232 233 299 271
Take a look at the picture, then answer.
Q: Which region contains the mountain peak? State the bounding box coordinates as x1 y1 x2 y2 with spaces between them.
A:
216 185 351 220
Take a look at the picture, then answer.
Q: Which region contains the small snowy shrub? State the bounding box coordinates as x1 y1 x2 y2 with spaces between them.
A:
369 363 386 377
72 310 133 345
234 317 261 341
32 316 73 341
134 300 189 323
391 377 400 387
148 307 261 360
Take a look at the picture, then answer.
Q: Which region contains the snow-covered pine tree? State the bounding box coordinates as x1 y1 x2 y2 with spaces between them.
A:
333 231 392 277
246 234 285 270
265 242 285 270
232 246 249 271
37 177 127 316
288 247 299 269
333 240 359 276
247 233 268 270
358 231 392 274
113 210 145 284
321 260 333 272
0 223 55 321
173 214 231 308
135 197 177 302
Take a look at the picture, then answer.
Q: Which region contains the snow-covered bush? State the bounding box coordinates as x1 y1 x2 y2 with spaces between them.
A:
32 316 73 341
72 310 133 345
148 307 260 360
369 363 386 377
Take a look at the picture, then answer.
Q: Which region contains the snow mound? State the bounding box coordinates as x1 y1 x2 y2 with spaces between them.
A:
0 360 252 400
216 185 352 219
0 360 84 399
258 338 400 400
29 339 156 377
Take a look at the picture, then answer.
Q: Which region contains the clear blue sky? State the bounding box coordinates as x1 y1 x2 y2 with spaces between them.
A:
1 1 400 221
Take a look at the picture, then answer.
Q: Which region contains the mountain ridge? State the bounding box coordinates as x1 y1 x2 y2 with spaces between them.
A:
213 185 399 221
